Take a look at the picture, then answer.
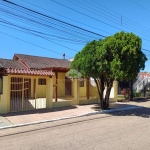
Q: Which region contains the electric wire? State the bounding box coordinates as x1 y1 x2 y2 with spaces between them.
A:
1 0 150 58
0 30 72 58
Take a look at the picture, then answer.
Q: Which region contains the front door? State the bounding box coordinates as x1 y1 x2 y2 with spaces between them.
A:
65 77 72 95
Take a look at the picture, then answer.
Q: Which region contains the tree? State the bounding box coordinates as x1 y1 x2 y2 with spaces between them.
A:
70 31 147 109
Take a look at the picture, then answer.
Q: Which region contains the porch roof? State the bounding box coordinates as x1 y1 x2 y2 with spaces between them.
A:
5 68 55 76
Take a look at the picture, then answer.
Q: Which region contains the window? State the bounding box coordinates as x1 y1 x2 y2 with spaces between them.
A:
0 76 3 94
38 78 46 85
80 79 84 87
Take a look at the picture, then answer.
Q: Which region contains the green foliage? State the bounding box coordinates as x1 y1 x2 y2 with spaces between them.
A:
132 91 141 97
66 69 82 78
71 31 147 81
71 40 102 78
104 32 147 81
70 31 147 109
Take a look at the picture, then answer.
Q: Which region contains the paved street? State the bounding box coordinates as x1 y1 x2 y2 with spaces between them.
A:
0 107 150 150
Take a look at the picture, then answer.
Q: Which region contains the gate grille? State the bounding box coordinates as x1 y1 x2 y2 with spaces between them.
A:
10 77 23 112
10 77 33 112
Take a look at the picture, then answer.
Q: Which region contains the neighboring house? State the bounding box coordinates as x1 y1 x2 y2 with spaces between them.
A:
133 72 150 93
138 72 150 79
118 72 150 96
0 54 118 114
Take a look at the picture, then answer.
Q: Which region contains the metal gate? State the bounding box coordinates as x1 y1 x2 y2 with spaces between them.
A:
65 77 72 95
10 77 34 112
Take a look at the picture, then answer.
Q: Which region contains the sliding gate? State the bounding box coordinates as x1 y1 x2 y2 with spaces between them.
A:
10 77 46 112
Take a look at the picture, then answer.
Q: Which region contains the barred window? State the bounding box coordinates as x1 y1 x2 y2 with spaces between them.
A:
38 78 46 85
80 79 84 87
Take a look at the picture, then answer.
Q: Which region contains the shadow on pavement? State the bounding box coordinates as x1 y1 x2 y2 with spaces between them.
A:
131 98 150 103
91 99 150 118
109 107 150 118
4 105 77 117
91 103 138 110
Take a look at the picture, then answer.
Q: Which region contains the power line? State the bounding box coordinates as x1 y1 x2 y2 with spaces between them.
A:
65 0 150 39
18 0 111 35
0 16 149 56
66 0 120 25
49 0 122 31
3 0 105 38
0 5 98 41
90 0 150 34
1 1 105 46
0 18 83 52
130 0 150 13
1 0 150 56
49 0 150 43
17 0 150 42
0 30 72 58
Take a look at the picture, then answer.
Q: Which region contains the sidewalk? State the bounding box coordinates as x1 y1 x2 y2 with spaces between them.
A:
1 99 150 129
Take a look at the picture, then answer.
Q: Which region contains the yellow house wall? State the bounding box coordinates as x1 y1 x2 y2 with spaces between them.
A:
0 76 10 114
0 75 54 113
72 79 75 97
53 75 56 97
57 72 65 97
46 77 53 108
53 72 65 97
79 79 98 98
89 80 118 102
89 85 97 97
79 79 86 97
0 74 118 114
103 87 114 98
103 81 118 102
36 78 46 98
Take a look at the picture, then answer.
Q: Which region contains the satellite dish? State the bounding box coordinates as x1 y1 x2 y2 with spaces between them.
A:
90 78 96 87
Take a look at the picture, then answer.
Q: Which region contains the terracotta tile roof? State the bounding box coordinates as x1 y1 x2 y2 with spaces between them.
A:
0 58 54 76
138 72 150 78
5 68 54 76
14 54 71 69
0 58 26 69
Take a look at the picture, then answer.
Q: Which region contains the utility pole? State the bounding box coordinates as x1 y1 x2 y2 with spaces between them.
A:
121 16 122 26
129 80 133 100
143 81 146 97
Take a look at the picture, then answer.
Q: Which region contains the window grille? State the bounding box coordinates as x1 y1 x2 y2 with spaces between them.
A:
38 78 46 85
80 79 84 87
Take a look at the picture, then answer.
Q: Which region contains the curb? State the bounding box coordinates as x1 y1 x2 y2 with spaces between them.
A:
0 105 143 130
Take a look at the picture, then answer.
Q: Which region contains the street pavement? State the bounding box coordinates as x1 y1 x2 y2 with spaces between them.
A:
0 98 150 128
0 107 150 149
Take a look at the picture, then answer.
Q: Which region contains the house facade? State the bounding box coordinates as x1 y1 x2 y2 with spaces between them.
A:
0 54 118 114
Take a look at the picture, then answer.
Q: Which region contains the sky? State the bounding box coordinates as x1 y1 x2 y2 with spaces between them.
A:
0 0 150 71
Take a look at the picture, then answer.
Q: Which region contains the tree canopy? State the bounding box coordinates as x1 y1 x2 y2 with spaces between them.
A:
70 31 147 109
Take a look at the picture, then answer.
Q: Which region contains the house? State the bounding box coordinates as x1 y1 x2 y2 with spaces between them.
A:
0 54 118 114
133 72 150 93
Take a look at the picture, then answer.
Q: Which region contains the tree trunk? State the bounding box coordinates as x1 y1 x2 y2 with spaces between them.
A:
94 78 105 109
94 78 113 110
129 80 133 100
103 81 113 109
